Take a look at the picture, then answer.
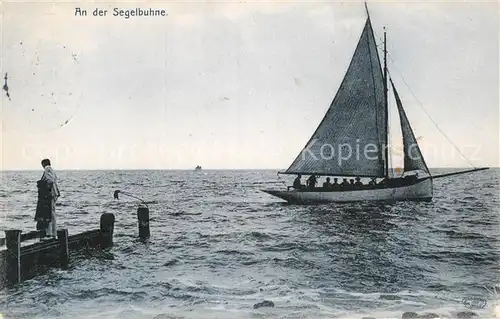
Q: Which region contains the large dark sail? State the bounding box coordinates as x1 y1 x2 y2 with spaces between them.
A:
391 79 429 174
283 18 387 177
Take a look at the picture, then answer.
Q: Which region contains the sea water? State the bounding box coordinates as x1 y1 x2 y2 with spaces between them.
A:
0 169 498 318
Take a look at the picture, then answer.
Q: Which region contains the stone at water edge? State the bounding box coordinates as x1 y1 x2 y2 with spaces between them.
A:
153 315 184 319
253 300 275 309
417 313 439 319
402 312 419 319
455 311 478 318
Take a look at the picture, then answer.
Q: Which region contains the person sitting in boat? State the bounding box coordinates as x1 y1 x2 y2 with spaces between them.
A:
340 178 349 187
349 179 355 187
293 174 304 190
368 178 377 186
323 177 332 188
332 178 340 189
354 177 363 187
307 174 317 189
404 173 418 184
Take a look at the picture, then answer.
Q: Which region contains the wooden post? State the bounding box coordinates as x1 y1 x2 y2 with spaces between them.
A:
137 206 150 240
5 230 22 285
100 213 115 248
57 229 69 269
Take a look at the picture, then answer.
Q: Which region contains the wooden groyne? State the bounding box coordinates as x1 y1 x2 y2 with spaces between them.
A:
0 213 115 288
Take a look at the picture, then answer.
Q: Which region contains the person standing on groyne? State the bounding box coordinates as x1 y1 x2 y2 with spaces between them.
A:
35 158 60 238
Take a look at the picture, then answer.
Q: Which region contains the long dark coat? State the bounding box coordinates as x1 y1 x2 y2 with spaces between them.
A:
34 179 53 230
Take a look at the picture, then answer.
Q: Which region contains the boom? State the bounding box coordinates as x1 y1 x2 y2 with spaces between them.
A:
428 167 489 180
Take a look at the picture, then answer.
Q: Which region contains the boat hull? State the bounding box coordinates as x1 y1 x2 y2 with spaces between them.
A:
262 178 432 203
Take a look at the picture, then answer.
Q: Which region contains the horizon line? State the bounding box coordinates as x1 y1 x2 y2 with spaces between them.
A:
0 167 496 172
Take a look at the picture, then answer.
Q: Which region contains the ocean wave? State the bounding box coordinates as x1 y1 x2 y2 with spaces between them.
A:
0 169 498 318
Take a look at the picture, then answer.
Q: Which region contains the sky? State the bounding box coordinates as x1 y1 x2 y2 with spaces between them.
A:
1 0 498 170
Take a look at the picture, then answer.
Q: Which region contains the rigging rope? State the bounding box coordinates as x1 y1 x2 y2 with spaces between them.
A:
373 32 476 169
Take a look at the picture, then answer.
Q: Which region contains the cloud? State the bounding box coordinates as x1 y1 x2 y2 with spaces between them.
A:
1 1 497 169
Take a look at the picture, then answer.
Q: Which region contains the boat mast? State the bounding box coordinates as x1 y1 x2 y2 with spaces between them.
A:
364 2 389 178
383 27 389 178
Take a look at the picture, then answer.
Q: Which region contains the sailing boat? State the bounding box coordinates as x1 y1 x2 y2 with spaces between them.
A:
262 5 488 204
